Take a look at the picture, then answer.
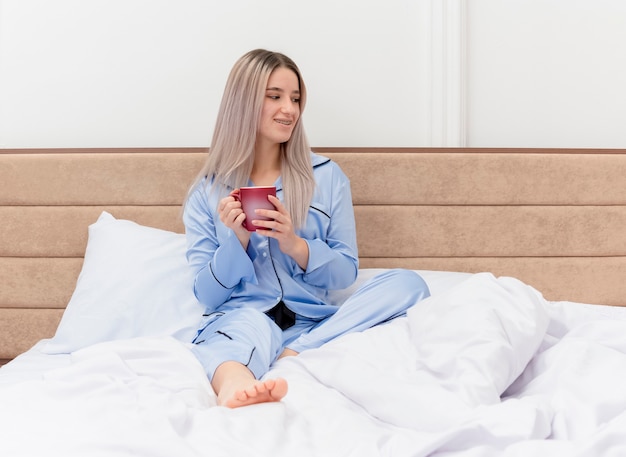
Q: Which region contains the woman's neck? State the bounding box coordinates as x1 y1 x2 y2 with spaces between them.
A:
251 143 282 186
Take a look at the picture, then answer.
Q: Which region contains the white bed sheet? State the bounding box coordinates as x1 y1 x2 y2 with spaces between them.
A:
2 270 626 457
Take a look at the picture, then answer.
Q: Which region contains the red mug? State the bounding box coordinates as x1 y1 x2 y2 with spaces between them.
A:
234 186 277 231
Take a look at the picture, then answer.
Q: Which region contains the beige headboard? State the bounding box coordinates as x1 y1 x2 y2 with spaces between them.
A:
1 147 625 363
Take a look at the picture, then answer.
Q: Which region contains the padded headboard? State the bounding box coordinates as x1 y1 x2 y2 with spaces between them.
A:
1 147 625 362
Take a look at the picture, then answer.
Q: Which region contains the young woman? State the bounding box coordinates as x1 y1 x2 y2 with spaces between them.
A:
183 49 430 408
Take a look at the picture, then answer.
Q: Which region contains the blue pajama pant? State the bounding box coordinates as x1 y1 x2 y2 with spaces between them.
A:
190 269 430 380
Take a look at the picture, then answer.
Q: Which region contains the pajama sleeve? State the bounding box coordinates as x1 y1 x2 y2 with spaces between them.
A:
299 163 359 290
183 182 257 313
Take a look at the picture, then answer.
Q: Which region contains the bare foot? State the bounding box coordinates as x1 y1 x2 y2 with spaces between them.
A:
219 377 288 408
212 361 288 408
278 348 299 359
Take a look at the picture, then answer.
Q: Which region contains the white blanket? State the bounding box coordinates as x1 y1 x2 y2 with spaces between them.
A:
2 273 626 457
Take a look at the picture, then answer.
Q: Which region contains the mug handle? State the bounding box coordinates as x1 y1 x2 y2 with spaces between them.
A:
231 189 251 231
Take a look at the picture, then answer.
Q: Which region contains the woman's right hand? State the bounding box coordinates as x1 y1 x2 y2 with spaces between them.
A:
218 190 251 248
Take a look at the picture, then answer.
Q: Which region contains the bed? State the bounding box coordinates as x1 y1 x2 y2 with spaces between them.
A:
1 147 626 456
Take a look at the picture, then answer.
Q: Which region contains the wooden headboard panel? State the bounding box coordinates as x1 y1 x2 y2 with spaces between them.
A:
1 147 625 361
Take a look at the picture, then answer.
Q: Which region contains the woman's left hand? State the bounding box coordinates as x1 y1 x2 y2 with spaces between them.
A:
253 195 309 270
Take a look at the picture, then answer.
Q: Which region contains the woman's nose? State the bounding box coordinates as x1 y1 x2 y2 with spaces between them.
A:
281 99 297 114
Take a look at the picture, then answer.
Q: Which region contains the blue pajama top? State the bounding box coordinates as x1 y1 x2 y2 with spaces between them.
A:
183 153 359 320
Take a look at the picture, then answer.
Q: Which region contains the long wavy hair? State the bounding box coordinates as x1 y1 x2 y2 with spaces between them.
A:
188 49 315 228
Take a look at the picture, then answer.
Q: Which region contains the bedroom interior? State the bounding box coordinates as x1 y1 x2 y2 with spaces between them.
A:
2 1 626 456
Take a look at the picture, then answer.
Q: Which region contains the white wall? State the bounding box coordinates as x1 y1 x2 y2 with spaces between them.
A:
468 0 626 148
0 0 430 148
1 0 626 149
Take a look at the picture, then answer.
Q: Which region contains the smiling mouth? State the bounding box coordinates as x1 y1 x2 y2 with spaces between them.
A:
275 119 292 126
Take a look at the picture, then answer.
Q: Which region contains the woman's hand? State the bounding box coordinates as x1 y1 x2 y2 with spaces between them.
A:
218 190 251 249
254 195 309 270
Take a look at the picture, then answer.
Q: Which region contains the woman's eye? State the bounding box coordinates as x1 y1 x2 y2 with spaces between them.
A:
292 98 301 103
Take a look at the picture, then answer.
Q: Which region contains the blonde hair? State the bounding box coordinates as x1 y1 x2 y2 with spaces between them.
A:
189 49 315 228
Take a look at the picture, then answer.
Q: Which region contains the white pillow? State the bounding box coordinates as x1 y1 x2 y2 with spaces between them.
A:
43 212 204 354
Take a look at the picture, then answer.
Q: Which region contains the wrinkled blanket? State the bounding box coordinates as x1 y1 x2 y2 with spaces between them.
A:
2 273 626 457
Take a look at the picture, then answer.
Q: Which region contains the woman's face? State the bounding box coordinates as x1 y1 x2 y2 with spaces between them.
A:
257 67 301 149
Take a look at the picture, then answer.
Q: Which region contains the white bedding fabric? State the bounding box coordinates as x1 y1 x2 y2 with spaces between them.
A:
2 271 626 457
